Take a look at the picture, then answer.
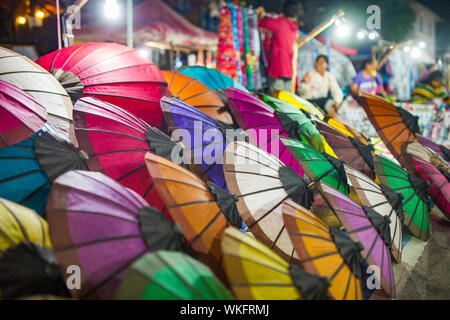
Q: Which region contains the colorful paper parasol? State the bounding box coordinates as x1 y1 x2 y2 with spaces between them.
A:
325 117 371 146
221 227 331 300
37 42 169 127
178 66 248 92
225 88 304 177
274 90 325 120
402 141 450 174
374 154 430 241
416 134 450 163
46 170 190 300
73 96 186 212
314 119 375 179
0 47 73 139
0 80 47 148
161 70 233 125
261 94 325 153
223 141 314 262
161 96 246 190
145 152 242 283
0 127 88 215
282 200 364 300
316 181 396 298
405 155 450 219
116 251 233 300
280 137 349 195
345 165 403 262
359 92 419 168
0 198 68 299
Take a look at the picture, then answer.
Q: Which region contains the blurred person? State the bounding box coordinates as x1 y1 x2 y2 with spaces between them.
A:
351 58 387 97
298 54 344 118
257 1 303 93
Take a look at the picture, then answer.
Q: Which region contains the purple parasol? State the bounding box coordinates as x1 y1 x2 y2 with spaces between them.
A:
317 181 395 298
161 96 245 190
225 88 304 177
46 170 190 300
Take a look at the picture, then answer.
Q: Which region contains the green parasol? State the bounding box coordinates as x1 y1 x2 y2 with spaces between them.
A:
116 251 233 300
280 137 349 196
262 94 325 153
374 154 430 241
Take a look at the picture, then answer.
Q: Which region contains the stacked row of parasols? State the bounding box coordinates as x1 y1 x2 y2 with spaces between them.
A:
0 42 449 300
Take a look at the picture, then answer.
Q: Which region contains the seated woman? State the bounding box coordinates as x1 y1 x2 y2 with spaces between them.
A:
411 71 449 106
351 58 387 98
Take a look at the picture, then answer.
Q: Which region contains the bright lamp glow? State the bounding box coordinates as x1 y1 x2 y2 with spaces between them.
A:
357 31 365 39
403 45 411 53
411 47 421 59
336 24 350 37
17 16 26 24
35 10 44 19
137 48 149 59
368 32 376 40
418 41 426 48
335 18 342 26
104 0 119 19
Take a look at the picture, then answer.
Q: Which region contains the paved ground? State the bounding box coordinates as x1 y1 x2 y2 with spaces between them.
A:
372 207 450 299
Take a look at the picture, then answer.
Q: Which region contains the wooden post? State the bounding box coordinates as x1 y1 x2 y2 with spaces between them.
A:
291 10 345 93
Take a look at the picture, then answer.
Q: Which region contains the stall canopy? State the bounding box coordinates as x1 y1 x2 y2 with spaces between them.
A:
74 0 218 47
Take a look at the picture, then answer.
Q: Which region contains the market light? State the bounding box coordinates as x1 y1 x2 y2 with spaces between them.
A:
418 41 426 49
411 47 421 59
35 10 45 19
336 24 350 37
137 48 149 59
403 45 411 53
357 31 365 40
17 16 26 25
368 32 376 40
104 0 119 19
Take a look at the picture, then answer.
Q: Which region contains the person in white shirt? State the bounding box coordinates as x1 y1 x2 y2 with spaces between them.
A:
298 55 344 118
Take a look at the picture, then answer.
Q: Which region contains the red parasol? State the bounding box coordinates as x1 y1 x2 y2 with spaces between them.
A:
37 42 170 127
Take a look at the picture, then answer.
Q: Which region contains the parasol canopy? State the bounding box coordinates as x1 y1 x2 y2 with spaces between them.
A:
46 170 190 300
0 80 47 148
0 198 51 261
161 71 233 125
314 119 375 179
261 94 325 153
280 137 349 195
73 97 186 212
221 227 331 300
405 155 450 219
0 198 68 299
401 141 450 174
0 127 88 215
282 200 363 300
223 141 314 263
179 67 248 92
374 155 430 241
416 134 450 163
359 92 419 168
161 96 246 190
145 152 242 283
225 88 304 177
345 165 403 262
325 117 371 146
316 181 396 298
0 47 73 139
37 42 169 127
116 251 233 300
273 90 325 120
